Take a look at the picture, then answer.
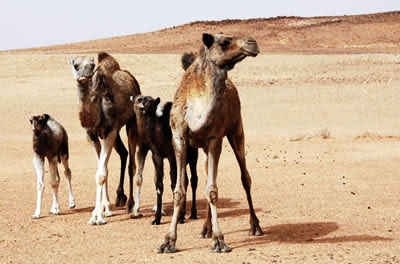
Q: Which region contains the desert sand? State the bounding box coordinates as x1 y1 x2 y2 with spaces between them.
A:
1 12 400 264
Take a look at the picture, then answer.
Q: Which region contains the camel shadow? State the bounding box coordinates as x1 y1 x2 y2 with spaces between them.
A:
162 198 262 219
61 206 94 215
231 222 392 248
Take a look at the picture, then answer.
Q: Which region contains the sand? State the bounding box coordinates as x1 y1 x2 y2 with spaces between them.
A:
1 15 400 262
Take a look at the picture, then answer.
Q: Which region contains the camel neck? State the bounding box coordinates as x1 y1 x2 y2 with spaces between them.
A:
197 59 227 97
76 82 91 102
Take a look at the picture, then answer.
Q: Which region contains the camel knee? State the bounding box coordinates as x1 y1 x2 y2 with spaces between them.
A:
50 178 60 188
37 182 44 192
173 191 184 207
206 185 218 204
134 174 142 186
129 162 136 176
241 171 252 189
64 168 72 179
96 168 108 185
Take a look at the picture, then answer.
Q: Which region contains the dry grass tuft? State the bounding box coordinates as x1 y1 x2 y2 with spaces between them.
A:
355 131 400 140
290 129 332 141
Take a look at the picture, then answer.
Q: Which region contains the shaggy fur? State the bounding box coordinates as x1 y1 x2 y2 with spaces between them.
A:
30 114 75 219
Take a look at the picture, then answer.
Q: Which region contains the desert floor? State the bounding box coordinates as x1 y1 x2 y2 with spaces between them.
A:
0 53 400 263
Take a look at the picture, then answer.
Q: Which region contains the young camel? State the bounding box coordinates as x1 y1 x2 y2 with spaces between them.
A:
158 33 263 253
30 114 75 218
132 95 199 225
68 52 141 225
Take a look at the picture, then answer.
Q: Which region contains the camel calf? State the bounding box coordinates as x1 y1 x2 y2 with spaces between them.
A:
131 95 199 225
30 114 75 218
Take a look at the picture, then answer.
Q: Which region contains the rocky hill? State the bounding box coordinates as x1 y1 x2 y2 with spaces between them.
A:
7 11 400 54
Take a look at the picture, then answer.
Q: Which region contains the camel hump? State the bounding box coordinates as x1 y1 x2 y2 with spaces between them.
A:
159 101 173 124
98 52 120 73
181 52 196 71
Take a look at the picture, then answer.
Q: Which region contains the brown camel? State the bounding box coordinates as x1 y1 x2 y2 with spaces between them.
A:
68 52 141 224
158 33 263 253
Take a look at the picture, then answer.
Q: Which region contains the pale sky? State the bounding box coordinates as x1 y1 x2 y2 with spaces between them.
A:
1 0 399 51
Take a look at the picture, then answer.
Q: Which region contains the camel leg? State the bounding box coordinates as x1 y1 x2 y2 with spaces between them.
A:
131 143 148 218
200 149 213 238
89 130 116 225
152 151 164 225
178 168 189 224
86 130 101 158
126 124 137 214
227 122 263 236
114 133 128 208
158 133 187 253
48 156 61 215
188 147 198 220
102 177 112 217
153 153 175 218
61 154 75 209
206 138 231 253
32 155 45 219
153 151 176 217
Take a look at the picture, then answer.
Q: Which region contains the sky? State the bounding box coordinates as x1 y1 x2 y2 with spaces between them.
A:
1 0 399 51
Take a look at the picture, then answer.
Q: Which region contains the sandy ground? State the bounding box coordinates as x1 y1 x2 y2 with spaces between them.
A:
0 52 400 263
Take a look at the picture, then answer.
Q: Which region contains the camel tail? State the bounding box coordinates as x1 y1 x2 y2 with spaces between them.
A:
181 52 196 71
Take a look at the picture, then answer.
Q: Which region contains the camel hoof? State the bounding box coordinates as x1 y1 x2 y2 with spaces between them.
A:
189 213 198 220
69 204 76 209
178 217 186 224
200 227 213 239
126 199 134 213
157 241 178 253
31 214 40 219
152 204 167 216
152 219 161 225
89 216 106 225
49 209 60 215
211 239 231 253
104 211 113 217
130 212 143 219
249 225 264 236
199 232 212 239
115 193 127 207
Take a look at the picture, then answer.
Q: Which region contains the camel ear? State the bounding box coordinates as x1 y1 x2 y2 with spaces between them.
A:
203 33 214 48
90 57 95 64
29 116 33 124
68 56 74 65
43 114 50 124
155 97 161 105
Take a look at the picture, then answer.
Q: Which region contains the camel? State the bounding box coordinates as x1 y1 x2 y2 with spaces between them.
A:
131 95 199 225
68 52 141 224
158 33 263 253
30 114 75 218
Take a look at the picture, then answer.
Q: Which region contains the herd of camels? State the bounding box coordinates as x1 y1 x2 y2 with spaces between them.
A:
30 33 264 253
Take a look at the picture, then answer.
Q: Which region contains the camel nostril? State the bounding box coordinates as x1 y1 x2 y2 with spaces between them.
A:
247 37 256 43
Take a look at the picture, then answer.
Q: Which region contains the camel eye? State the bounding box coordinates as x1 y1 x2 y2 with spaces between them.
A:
74 64 79 71
220 38 232 48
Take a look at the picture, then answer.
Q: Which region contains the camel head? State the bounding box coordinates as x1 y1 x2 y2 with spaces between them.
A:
202 33 259 71
68 56 95 85
131 95 160 116
29 114 50 132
